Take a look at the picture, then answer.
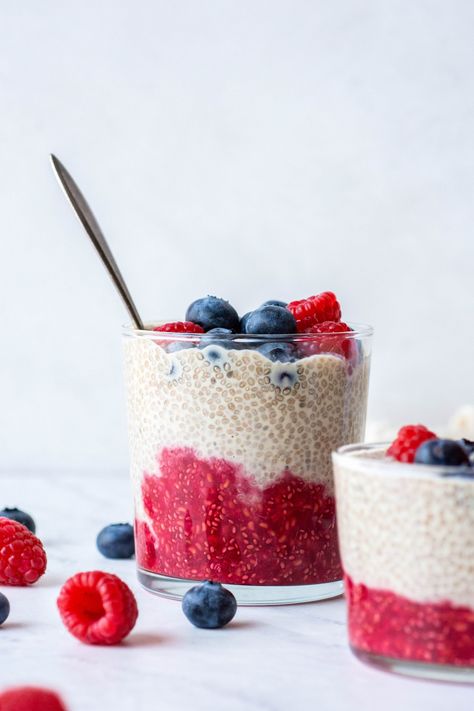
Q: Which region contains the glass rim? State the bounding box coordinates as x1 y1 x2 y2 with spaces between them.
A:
332 441 474 482
122 321 374 341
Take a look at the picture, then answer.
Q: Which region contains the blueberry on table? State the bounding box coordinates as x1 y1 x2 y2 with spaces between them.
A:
257 341 296 363
96 523 135 559
414 439 471 467
0 507 36 533
182 581 237 629
0 592 9 625
185 296 240 332
244 306 297 335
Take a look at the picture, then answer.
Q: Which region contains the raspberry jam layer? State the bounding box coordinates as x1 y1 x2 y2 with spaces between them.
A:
345 575 474 667
135 447 341 586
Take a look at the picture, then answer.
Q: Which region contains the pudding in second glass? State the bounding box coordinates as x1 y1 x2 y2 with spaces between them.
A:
333 438 474 680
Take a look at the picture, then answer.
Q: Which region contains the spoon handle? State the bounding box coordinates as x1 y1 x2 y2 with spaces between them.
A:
50 154 145 330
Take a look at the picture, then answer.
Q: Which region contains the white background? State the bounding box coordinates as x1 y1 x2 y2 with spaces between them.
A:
1 0 473 472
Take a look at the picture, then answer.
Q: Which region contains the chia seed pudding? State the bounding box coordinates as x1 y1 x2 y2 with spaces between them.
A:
333 440 474 680
122 292 372 604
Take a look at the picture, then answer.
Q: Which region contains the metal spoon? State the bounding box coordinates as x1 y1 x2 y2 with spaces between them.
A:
50 154 145 330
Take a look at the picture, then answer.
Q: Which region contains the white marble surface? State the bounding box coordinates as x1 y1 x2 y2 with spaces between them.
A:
1 469 472 711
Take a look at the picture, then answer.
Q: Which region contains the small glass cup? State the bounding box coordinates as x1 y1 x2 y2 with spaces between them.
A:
333 442 474 682
123 323 372 605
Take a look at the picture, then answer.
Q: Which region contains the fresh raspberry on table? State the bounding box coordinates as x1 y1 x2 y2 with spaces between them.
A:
0 518 47 585
287 291 342 332
57 571 138 645
153 321 204 333
387 425 437 463
0 686 67 711
300 321 352 357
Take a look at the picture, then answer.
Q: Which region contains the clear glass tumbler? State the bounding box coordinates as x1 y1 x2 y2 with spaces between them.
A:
333 442 474 681
123 324 372 605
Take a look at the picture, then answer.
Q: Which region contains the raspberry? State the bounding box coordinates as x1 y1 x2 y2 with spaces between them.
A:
57 571 138 645
287 291 341 332
0 518 47 585
387 424 437 463
0 687 67 711
300 321 352 358
153 321 204 334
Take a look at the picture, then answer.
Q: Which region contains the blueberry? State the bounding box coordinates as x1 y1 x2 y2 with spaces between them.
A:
182 580 237 629
239 312 252 333
96 523 135 559
257 342 296 363
244 306 297 335
0 507 36 533
200 344 230 367
261 299 288 308
0 592 10 626
199 328 234 350
414 439 471 467
269 362 299 389
460 438 474 458
186 296 240 332
166 340 195 354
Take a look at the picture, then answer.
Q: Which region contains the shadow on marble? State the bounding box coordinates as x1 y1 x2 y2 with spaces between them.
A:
228 620 262 631
123 632 173 648
1 622 29 632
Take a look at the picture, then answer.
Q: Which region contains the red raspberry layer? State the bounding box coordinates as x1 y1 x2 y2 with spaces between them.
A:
137 447 341 585
135 520 157 571
345 574 474 667
0 518 47 585
153 321 204 333
299 321 354 359
288 292 341 332
57 571 138 645
0 687 67 711
387 424 437 463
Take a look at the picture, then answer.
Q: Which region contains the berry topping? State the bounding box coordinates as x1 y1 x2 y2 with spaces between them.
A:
153 321 204 334
0 592 10 625
257 341 296 363
288 291 341 332
0 507 35 533
199 327 235 350
185 296 240 332
299 321 352 358
244 305 297 335
387 425 437 463
261 299 288 308
0 518 47 585
414 439 471 467
182 580 237 629
0 687 68 711
96 523 135 559
57 571 138 645
460 438 474 460
239 312 252 332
